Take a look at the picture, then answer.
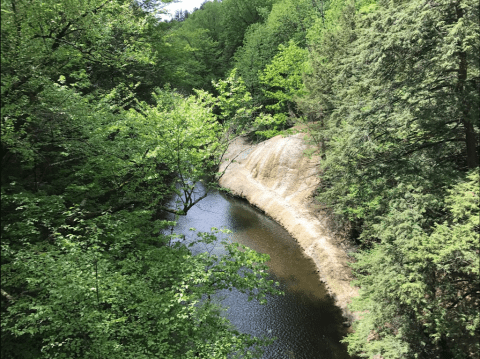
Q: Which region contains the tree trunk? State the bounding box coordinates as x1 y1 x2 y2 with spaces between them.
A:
463 118 479 169
456 3 479 169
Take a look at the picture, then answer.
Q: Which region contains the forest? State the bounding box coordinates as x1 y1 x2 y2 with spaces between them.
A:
1 0 478 358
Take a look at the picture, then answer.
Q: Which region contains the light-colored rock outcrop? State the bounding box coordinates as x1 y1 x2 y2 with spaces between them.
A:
219 133 358 319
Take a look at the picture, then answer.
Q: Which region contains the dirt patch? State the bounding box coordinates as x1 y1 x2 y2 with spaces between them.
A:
218 134 359 322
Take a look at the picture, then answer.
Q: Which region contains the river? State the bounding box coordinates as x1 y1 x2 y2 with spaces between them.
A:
163 187 351 359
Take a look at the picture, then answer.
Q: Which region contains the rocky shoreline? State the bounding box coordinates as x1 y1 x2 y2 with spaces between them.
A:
218 134 359 324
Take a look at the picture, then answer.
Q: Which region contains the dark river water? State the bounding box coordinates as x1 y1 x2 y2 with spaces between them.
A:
163 188 351 359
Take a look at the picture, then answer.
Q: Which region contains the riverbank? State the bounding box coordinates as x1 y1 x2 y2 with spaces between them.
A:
218 134 359 323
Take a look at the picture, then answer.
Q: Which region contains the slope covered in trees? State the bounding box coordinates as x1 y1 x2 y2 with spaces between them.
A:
1 1 281 358
1 0 479 358
301 0 480 357
165 0 479 357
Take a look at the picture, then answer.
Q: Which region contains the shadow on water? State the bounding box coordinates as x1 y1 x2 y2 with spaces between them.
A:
162 188 352 359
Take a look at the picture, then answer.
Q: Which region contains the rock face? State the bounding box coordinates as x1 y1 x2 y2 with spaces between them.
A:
219 134 358 319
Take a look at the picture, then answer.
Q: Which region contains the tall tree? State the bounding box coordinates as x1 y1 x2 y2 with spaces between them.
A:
1 1 281 357
305 0 479 233
234 0 322 97
345 169 479 358
219 0 276 66
257 40 309 137
301 0 480 356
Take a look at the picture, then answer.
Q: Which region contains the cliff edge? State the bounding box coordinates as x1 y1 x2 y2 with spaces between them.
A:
218 134 358 320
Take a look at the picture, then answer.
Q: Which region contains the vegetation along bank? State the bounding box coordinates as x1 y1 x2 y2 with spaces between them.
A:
1 0 478 358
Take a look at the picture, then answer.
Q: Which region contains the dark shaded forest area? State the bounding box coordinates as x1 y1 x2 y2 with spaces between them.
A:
1 0 478 358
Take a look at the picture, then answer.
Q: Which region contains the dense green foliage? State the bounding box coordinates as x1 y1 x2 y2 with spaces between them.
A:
2 0 479 357
300 0 480 357
233 0 321 97
345 169 479 358
158 0 276 93
1 1 282 358
160 0 327 137
257 40 308 137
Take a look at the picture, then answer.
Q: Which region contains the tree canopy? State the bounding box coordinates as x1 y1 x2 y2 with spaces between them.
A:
1 1 281 358
300 0 479 357
1 0 479 358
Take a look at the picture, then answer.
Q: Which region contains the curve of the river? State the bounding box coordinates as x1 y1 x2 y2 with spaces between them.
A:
163 188 351 359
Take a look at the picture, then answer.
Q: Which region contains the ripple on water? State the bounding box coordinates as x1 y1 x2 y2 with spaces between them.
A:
163 188 351 359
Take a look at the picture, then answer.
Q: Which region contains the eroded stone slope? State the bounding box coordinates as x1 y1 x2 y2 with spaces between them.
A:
219 134 358 319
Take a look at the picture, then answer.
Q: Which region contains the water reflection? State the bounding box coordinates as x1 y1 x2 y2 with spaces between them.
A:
163 189 351 359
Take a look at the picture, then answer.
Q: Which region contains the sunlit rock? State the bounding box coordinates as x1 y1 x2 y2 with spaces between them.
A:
219 133 358 320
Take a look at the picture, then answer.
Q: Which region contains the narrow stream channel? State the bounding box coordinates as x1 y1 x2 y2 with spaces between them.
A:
163 187 351 359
